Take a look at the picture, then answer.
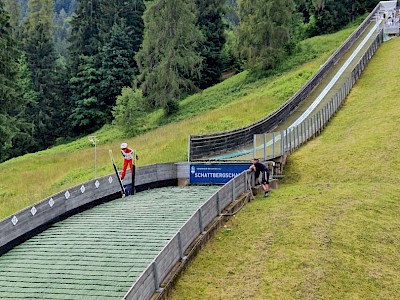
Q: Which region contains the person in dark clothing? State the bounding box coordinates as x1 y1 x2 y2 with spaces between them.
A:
250 158 270 197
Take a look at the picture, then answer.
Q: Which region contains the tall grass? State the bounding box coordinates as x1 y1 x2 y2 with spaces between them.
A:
0 25 358 220
168 38 400 299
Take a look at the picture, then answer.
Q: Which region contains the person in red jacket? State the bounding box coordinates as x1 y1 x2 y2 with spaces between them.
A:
120 142 134 180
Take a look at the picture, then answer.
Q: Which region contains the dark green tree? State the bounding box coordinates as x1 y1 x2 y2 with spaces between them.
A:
195 0 226 89
54 0 77 13
136 0 204 115
0 2 39 161
0 0 20 160
112 87 145 136
356 0 380 14
69 55 106 132
4 0 22 38
225 0 239 27
98 0 144 37
221 0 241 72
97 0 145 104
68 0 102 74
97 22 136 120
67 0 103 134
22 0 60 148
99 0 144 70
53 8 69 57
310 0 351 34
69 0 144 133
237 0 295 69
9 54 39 158
293 0 379 37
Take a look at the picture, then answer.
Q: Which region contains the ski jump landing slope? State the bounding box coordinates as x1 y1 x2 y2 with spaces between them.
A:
0 186 219 299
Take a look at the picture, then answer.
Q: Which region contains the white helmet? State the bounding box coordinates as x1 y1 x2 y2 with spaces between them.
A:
120 142 128 149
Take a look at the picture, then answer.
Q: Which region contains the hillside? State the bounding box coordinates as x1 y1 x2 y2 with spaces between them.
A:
169 38 400 299
0 25 358 220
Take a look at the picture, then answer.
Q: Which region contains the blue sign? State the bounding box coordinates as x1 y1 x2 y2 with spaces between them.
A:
190 164 250 185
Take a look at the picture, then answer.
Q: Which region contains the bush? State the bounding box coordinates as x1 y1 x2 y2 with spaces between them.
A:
112 87 146 136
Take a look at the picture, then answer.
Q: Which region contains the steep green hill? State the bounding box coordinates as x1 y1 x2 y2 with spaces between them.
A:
169 38 400 299
0 24 357 220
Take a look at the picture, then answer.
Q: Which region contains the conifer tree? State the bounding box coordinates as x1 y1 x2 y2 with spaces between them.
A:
22 0 60 148
225 0 239 27
97 0 145 109
99 0 144 71
69 55 106 132
0 0 20 160
68 0 102 74
195 0 226 89
71 21 137 132
238 0 295 69
69 0 145 132
98 22 136 118
53 8 69 57
4 0 22 38
136 0 204 115
10 54 39 157
1 1 41 160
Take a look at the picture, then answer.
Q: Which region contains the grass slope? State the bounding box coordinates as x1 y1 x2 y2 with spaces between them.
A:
0 25 357 220
168 38 400 299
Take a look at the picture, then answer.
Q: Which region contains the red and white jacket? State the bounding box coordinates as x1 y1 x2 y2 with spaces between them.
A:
121 148 133 160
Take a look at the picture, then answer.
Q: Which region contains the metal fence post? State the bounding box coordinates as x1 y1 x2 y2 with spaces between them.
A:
187 136 191 162
177 231 184 260
244 171 248 193
335 94 339 111
272 132 275 158
216 192 220 215
306 120 309 141
199 208 204 233
153 261 161 292
319 111 322 133
313 115 317 137
286 128 289 153
253 135 257 158
300 124 303 145
232 179 236 201
263 133 266 161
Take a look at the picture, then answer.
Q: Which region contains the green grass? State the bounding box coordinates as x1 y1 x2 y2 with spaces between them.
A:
0 24 358 220
155 25 359 127
168 38 400 299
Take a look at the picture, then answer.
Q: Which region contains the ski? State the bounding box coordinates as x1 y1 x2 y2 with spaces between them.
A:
132 150 136 195
109 150 126 196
